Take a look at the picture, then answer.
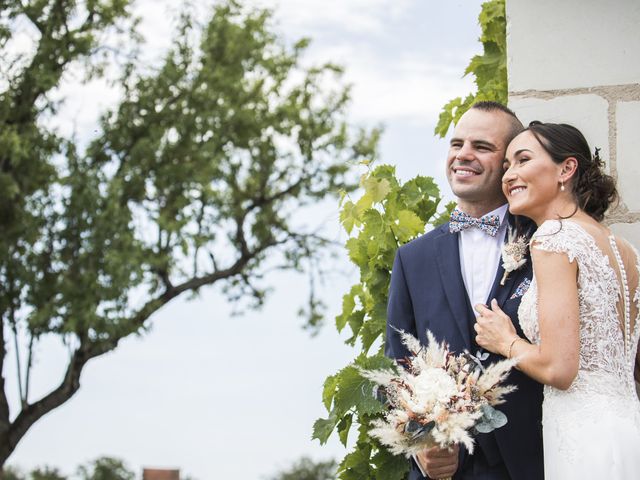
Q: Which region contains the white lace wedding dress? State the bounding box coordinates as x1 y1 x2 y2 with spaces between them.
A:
519 219 640 479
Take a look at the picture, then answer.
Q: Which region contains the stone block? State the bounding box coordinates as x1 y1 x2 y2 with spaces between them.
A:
610 222 640 251
507 0 640 91
616 101 640 211
508 94 610 171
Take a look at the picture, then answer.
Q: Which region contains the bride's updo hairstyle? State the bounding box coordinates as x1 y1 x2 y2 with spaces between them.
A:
526 121 618 222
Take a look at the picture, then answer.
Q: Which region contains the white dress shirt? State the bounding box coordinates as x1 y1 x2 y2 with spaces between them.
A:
458 204 508 311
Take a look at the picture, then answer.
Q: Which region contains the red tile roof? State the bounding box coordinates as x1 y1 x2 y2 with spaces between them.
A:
142 468 180 480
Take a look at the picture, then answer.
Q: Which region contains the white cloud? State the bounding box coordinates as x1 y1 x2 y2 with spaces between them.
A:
297 42 475 126
250 0 414 35
347 52 474 124
26 0 475 145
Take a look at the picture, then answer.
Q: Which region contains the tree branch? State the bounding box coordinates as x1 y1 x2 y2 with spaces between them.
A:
21 5 46 34
10 320 23 408
1 340 94 464
24 335 34 407
246 174 308 212
0 311 10 451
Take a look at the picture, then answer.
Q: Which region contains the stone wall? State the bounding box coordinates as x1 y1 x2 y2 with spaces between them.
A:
506 0 640 243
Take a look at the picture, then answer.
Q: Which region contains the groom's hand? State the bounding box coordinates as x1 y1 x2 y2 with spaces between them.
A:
416 444 459 479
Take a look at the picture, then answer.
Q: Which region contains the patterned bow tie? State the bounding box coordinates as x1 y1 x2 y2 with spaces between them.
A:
449 208 501 237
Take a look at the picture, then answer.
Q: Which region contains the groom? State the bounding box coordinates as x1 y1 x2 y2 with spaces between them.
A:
386 102 544 480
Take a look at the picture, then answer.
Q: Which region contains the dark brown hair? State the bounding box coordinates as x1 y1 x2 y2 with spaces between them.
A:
471 101 524 145
526 121 618 222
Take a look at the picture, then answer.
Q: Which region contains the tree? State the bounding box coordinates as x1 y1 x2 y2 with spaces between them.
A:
3 456 134 479
76 457 134 480
0 0 376 469
313 1 507 478
268 456 337 480
0 465 65 480
2 465 26 480
29 467 66 480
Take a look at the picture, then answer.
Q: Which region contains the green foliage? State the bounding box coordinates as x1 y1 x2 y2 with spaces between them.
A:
30 467 67 480
76 457 134 480
314 165 454 479
1 466 26 480
316 3 507 475
268 456 337 480
2 457 134 480
434 0 508 137
0 0 377 467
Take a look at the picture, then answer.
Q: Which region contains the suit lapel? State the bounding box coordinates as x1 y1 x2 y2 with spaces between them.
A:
485 212 531 308
435 226 472 348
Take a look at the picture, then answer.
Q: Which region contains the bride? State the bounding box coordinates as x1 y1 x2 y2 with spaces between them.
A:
473 121 640 478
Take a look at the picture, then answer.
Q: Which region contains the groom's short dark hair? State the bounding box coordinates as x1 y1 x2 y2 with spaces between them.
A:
471 101 524 144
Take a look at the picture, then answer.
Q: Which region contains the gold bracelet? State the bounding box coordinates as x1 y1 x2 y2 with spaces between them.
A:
507 337 521 359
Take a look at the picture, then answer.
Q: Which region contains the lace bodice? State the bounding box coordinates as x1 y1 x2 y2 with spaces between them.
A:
519 219 640 399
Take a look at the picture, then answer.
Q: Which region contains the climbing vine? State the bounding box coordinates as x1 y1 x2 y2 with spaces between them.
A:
435 0 507 137
313 1 508 478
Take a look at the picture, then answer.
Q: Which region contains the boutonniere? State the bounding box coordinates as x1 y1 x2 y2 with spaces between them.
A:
500 227 528 285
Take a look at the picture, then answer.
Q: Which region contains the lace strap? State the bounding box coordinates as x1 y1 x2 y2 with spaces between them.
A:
530 220 587 263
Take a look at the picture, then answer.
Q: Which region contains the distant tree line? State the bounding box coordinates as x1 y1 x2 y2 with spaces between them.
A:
5 455 334 480
4 457 134 480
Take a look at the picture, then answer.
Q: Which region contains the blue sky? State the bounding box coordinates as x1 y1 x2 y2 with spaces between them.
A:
6 1 483 478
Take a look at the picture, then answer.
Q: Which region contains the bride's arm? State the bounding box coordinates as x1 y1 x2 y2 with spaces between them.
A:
475 247 580 390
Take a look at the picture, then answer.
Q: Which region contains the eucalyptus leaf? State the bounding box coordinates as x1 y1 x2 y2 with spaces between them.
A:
475 404 508 433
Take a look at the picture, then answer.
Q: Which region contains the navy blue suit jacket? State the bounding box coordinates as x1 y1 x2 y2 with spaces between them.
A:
385 217 543 480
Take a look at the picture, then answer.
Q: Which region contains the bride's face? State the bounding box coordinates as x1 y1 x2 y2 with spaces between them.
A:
502 131 564 222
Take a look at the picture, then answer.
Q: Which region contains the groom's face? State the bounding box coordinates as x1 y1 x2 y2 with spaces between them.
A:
446 108 512 213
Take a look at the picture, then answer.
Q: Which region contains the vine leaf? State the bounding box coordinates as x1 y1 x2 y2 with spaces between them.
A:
316 2 508 477
434 0 507 138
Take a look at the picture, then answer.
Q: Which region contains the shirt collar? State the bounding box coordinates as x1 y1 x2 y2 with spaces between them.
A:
489 204 509 226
